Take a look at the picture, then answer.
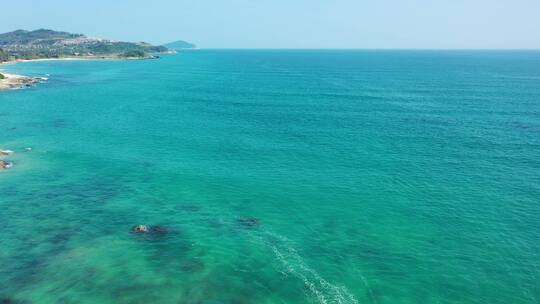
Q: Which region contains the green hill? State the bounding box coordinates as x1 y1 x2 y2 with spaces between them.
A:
0 29 168 60
0 29 81 44
164 40 197 50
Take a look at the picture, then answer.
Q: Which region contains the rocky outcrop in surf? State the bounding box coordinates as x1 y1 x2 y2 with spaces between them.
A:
0 160 13 169
0 149 13 156
0 73 43 91
131 225 170 238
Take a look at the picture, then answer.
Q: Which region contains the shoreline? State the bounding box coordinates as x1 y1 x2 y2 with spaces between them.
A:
0 72 43 91
0 55 160 91
2 54 160 64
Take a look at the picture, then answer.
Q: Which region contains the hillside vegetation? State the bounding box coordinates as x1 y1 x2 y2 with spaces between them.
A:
0 48 9 62
0 29 168 60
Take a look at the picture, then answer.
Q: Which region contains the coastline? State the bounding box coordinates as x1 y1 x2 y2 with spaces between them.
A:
0 55 160 91
0 72 42 91
4 54 160 64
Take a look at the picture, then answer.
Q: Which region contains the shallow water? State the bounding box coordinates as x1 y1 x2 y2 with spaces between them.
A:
1 50 539 303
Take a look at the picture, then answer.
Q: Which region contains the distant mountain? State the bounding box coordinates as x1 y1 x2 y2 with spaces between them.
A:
164 40 197 50
0 29 81 44
0 29 169 60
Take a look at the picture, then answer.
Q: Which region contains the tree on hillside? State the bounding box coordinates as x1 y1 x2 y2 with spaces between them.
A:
121 50 147 58
0 48 9 62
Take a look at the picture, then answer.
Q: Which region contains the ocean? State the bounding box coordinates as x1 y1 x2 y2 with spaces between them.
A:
1 50 539 303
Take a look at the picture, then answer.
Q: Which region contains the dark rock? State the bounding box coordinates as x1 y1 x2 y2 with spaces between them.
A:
131 225 149 233
131 225 170 237
0 150 13 156
51 230 73 245
0 160 13 169
237 217 260 228
149 225 169 236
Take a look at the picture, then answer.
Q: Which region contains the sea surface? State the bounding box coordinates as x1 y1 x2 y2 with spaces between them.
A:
1 50 539 304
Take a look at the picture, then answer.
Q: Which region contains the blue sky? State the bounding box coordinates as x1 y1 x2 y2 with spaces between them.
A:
0 0 539 49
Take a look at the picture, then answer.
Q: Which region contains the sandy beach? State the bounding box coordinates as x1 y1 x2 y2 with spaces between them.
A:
5 55 155 64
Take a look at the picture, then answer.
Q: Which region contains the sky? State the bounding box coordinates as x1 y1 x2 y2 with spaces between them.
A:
0 0 539 49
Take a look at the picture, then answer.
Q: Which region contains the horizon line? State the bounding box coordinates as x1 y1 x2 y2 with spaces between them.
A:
172 47 540 51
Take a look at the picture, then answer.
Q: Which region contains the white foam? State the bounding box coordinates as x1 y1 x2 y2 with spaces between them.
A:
253 231 359 304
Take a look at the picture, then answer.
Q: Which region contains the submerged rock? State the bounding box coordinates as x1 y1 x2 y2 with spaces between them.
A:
52 119 66 128
131 225 170 237
0 160 13 169
131 225 149 233
237 217 260 228
149 225 169 236
180 260 205 273
0 150 13 156
177 204 201 212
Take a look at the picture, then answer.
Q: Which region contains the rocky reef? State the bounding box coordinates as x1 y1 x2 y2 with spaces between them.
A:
0 73 43 91
0 160 13 169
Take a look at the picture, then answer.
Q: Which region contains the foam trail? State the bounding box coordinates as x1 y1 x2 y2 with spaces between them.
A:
251 231 359 304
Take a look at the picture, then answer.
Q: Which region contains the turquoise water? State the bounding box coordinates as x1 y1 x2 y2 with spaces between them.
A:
1 50 539 303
